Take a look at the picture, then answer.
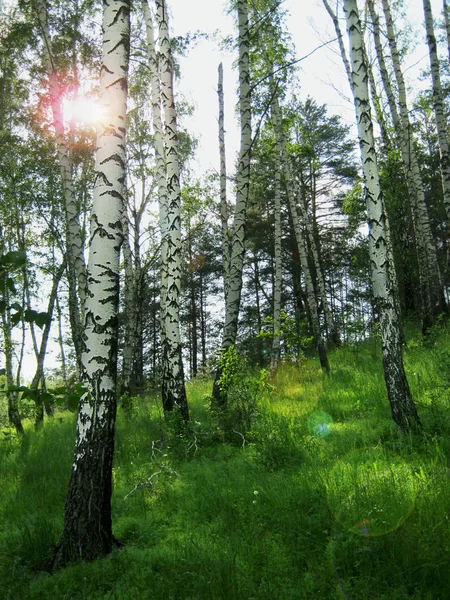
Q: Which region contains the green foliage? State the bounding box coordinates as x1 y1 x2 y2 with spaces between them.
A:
0 251 50 329
215 347 265 442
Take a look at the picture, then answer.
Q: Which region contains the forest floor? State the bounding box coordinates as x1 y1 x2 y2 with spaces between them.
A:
1 323 450 599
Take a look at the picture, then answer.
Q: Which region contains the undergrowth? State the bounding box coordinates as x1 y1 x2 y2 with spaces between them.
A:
0 326 449 599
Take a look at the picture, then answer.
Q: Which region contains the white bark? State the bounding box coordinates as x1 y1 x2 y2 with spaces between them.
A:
343 0 420 432
218 62 230 304
56 0 130 566
155 0 188 419
142 0 168 336
222 0 252 351
444 0 450 65
422 0 450 222
270 134 282 373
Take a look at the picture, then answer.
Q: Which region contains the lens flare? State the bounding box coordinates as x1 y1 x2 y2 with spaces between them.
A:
63 96 104 126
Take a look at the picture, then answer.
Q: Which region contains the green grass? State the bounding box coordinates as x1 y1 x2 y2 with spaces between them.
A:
1 326 450 599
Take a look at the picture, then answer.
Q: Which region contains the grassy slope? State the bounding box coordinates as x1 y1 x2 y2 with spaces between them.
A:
1 326 450 599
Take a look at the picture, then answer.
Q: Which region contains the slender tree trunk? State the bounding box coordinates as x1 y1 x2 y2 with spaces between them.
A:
35 0 87 377
55 294 68 388
218 62 230 302
213 0 252 403
120 207 135 397
30 260 65 429
199 271 207 367
443 0 450 65
155 0 188 420
270 137 282 374
53 0 130 567
372 0 445 332
343 0 420 432
142 0 168 348
1 302 23 434
422 0 450 222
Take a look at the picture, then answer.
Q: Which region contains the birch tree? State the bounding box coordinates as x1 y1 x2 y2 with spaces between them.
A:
53 0 130 566
213 0 251 404
422 0 450 222
343 0 420 432
218 62 230 304
270 129 282 373
154 0 188 420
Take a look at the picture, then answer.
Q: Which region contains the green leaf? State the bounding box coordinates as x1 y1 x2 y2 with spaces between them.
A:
0 368 5 377
23 309 50 329
0 251 27 268
6 278 17 294
21 388 38 401
48 386 67 396
34 312 51 329
66 393 81 412
0 300 6 313
40 392 54 404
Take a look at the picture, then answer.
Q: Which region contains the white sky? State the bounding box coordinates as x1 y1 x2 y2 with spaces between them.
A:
168 0 445 177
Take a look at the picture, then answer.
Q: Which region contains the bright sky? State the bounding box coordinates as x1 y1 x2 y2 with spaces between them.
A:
168 0 445 176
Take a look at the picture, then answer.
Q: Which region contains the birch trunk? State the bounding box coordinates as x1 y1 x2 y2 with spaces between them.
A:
213 0 252 404
270 137 282 374
142 0 168 346
29 260 65 429
155 0 188 420
35 0 86 376
444 0 450 65
272 94 330 374
120 207 135 397
343 0 420 432
1 301 23 434
218 62 230 303
54 0 130 566
373 0 445 332
422 0 450 222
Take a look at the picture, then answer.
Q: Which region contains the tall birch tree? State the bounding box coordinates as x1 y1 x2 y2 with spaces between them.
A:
343 0 420 432
54 0 130 566
422 0 450 222
218 62 230 304
213 0 251 404
154 0 188 420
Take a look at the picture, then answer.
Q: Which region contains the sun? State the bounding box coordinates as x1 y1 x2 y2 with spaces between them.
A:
63 96 104 127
